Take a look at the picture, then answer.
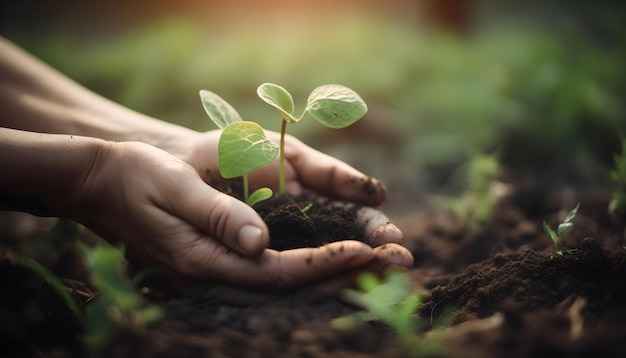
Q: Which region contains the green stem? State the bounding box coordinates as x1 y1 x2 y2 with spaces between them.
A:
279 118 287 195
243 174 249 202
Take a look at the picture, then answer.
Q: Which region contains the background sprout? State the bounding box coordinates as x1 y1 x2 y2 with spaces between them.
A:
332 271 435 356
257 83 367 195
609 139 626 244
200 90 279 206
543 202 580 257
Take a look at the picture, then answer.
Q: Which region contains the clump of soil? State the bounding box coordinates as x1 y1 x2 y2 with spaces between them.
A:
254 194 364 251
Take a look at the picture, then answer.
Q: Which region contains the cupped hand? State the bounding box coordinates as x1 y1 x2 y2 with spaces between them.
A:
75 136 411 294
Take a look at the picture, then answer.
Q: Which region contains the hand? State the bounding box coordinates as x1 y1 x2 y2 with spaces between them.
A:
75 138 411 294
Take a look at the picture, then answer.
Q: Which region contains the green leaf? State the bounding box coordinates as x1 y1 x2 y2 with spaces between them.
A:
199 89 243 129
305 84 368 128
246 187 273 207
218 121 280 178
543 221 559 248
16 256 82 320
563 202 580 223
557 222 574 236
257 83 298 123
81 244 140 310
356 272 381 292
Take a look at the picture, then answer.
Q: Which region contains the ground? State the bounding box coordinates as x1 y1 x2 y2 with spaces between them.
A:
1 178 625 358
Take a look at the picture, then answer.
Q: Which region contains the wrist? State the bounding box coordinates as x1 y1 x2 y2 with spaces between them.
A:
0 127 108 218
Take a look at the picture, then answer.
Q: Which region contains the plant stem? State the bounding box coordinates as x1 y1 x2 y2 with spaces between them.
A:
243 174 249 202
279 118 287 195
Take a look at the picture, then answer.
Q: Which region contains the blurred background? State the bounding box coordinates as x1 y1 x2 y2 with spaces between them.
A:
2 0 625 217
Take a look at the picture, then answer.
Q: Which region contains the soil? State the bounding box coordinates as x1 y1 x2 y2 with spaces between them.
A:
2 179 626 357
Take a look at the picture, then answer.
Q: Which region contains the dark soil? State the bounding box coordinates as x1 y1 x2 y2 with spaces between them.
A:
256 194 364 251
2 181 626 357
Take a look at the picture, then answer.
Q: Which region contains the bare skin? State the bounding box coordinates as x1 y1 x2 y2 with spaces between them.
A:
0 37 413 295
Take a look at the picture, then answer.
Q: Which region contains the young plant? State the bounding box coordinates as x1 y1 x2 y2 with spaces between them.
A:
437 153 502 233
332 271 437 356
81 243 162 351
609 139 626 244
543 202 580 257
200 90 279 206
257 83 368 195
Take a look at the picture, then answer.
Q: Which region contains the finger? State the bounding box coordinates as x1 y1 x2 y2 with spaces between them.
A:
189 240 376 290
355 206 403 247
322 201 403 247
282 135 387 206
314 243 414 296
164 167 270 257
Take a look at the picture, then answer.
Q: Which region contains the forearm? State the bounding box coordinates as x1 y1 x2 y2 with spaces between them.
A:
0 37 195 151
0 127 102 217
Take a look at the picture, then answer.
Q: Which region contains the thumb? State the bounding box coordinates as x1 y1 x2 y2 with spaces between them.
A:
168 173 270 257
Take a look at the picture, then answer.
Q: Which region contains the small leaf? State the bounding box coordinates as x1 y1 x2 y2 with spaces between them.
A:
543 221 559 247
218 122 279 178
82 244 140 310
557 222 574 236
563 202 580 223
257 83 298 123
199 90 243 129
356 272 381 292
247 187 273 207
305 84 367 128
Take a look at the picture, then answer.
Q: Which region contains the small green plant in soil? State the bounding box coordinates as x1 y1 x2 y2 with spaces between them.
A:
332 271 438 356
257 83 367 195
80 243 162 352
437 153 501 232
609 139 626 244
543 202 580 258
200 90 279 206
13 254 83 321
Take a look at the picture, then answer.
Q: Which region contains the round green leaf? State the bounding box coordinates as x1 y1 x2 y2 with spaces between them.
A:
305 84 367 128
257 83 298 123
218 122 279 178
199 89 242 130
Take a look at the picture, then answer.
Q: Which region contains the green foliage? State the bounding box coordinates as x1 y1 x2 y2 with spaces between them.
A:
257 83 367 128
80 243 162 351
14 255 82 321
199 89 242 130
22 15 625 200
543 203 580 256
305 84 368 129
256 83 296 123
257 83 367 194
437 153 501 232
332 271 434 356
218 121 280 178
609 140 626 243
609 141 626 210
199 90 279 205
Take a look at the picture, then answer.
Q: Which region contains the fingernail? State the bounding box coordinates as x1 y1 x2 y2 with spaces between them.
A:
238 224 264 254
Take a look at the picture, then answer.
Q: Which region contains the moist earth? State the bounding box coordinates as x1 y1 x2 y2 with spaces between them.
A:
1 182 626 357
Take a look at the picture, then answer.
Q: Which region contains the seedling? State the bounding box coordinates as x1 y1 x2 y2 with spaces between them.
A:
200 90 279 206
437 153 502 233
543 202 580 257
609 139 626 244
332 271 439 356
257 83 367 195
81 243 162 351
